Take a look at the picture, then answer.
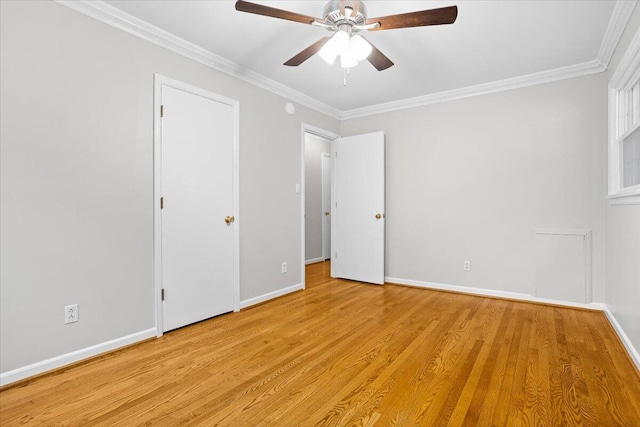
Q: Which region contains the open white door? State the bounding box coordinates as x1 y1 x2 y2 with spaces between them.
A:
322 153 332 260
331 131 385 284
159 83 236 332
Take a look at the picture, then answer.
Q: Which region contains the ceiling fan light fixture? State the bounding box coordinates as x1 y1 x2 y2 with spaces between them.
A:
340 51 358 68
348 35 372 61
333 29 350 56
318 38 338 64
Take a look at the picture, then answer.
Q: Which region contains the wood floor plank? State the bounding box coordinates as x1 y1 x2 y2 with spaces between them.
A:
1 261 639 426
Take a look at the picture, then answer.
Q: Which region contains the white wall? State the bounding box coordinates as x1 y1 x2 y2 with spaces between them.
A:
304 134 331 262
342 73 607 301
0 1 339 376
604 6 640 360
606 207 640 352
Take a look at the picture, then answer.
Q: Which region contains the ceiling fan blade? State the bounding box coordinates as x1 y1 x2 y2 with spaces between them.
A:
352 0 362 16
284 37 332 66
365 5 458 31
363 38 394 71
339 0 361 18
235 0 318 25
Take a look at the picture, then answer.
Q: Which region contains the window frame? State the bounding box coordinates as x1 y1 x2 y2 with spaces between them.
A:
608 28 640 205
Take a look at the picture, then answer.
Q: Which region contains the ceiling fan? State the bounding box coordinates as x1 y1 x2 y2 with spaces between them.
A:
235 0 458 71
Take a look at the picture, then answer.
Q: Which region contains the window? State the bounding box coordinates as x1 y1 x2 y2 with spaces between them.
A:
608 30 640 204
622 125 640 188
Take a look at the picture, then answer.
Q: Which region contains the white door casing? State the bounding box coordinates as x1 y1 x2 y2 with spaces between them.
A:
331 131 385 285
154 75 239 335
322 153 332 260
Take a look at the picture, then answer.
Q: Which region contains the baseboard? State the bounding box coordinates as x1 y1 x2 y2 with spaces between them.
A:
240 283 304 309
603 308 640 372
0 328 157 387
305 257 325 265
385 277 607 311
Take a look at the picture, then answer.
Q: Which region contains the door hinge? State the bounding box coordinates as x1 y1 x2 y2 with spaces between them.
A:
160 105 164 118
161 289 165 301
160 197 164 209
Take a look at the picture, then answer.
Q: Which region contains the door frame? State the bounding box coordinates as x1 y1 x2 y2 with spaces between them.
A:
321 152 332 261
301 124 340 289
153 74 240 337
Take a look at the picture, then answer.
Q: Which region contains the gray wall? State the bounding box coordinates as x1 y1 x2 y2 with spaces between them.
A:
304 134 331 262
605 7 640 356
341 73 607 301
0 1 339 373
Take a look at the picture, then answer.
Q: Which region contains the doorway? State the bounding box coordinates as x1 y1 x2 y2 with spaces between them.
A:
301 124 339 288
154 75 240 335
304 133 332 265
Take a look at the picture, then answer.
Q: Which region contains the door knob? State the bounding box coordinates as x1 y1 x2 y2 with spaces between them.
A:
375 213 382 219
324 212 330 216
224 216 235 224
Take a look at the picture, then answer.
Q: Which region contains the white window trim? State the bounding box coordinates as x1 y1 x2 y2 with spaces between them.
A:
608 26 640 205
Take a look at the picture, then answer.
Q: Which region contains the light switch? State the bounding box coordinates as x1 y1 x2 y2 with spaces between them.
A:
295 183 301 194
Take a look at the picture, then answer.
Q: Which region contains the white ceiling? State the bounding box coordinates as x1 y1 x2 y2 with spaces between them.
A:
102 0 618 112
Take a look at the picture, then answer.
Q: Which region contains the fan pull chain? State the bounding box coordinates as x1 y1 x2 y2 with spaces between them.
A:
343 68 351 86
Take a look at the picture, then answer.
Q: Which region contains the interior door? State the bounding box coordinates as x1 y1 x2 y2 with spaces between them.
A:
161 85 235 332
322 153 332 260
331 131 385 284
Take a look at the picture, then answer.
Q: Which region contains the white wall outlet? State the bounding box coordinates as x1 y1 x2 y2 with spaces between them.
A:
464 261 471 271
281 262 288 274
65 304 78 324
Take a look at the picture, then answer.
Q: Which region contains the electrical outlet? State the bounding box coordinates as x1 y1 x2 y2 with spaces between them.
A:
464 261 471 272
65 304 78 324
281 262 288 274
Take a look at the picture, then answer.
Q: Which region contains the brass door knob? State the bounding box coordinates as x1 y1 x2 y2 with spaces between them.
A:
224 216 235 224
375 214 382 219
324 212 330 216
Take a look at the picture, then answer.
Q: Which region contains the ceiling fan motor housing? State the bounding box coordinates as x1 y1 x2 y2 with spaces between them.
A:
323 0 368 28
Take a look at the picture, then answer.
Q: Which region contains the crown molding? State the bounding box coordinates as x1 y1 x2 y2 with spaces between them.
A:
609 12 640 89
597 1 638 68
55 0 636 122
55 0 341 120
339 60 606 120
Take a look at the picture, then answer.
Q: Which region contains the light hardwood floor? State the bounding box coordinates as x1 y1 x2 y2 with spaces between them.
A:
1 261 639 426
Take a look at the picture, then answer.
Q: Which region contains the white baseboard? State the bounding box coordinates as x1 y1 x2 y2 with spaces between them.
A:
603 308 640 372
240 283 304 309
0 328 157 387
305 257 325 265
385 277 607 311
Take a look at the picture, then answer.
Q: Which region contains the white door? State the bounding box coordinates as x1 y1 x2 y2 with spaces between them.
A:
322 153 332 260
160 84 235 332
331 131 385 284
